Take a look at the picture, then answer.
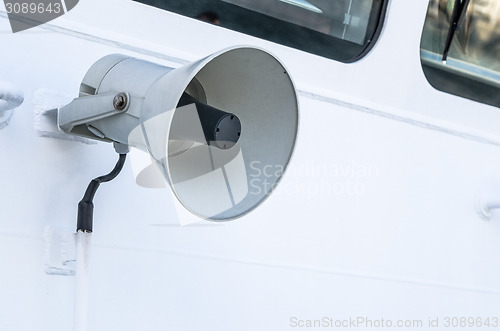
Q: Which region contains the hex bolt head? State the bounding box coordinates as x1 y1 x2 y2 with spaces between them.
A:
113 92 128 110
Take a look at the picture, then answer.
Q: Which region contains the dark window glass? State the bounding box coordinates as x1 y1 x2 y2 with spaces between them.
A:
135 0 388 62
420 0 500 108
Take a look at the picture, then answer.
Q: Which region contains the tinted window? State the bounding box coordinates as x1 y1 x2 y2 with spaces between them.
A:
136 0 388 62
420 0 500 108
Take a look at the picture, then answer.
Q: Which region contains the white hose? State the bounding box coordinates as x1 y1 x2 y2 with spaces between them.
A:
73 231 92 331
0 81 24 112
0 81 24 129
476 195 500 221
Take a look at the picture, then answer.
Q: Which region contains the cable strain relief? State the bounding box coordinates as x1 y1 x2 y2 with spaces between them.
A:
77 200 94 232
113 142 130 154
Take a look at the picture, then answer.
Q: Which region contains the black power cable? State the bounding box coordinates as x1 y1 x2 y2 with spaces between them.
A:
77 154 127 232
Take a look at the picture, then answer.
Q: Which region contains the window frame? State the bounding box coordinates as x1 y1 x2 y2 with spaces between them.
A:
419 0 500 108
135 0 389 63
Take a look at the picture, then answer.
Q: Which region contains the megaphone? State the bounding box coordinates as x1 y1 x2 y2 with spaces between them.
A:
59 46 298 220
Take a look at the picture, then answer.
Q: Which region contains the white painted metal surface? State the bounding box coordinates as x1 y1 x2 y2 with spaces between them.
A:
1 0 499 330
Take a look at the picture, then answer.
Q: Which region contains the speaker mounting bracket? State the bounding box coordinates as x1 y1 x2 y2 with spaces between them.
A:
58 92 130 139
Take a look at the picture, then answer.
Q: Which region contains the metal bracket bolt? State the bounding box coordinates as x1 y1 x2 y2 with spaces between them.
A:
113 92 128 110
